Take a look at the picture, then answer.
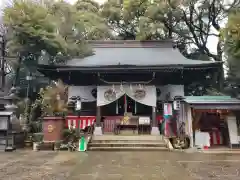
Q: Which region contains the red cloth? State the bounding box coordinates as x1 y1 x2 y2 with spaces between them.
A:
209 130 223 145
157 115 163 123
66 116 96 129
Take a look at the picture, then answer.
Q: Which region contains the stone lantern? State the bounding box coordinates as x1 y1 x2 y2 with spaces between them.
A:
4 87 22 131
0 86 24 151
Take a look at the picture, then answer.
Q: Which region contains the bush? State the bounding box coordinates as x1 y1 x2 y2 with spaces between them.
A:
32 133 43 142
62 128 79 143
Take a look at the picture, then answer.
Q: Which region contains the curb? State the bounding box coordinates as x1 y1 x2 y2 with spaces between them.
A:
171 148 240 154
199 150 240 154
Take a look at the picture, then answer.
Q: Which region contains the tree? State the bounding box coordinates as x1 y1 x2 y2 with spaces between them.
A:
101 0 171 40
47 0 92 61
3 0 68 88
2 0 96 89
168 0 239 62
74 0 112 40
222 8 240 97
49 0 111 43
4 0 68 58
101 0 239 61
2 0 90 124
223 8 240 59
101 0 240 93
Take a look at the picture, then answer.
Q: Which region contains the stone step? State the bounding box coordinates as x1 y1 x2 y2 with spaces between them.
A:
92 135 164 141
89 142 166 148
91 140 165 143
88 135 168 151
88 146 169 151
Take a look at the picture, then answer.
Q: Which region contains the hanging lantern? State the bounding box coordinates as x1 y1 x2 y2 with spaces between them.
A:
173 100 181 110
76 98 82 111
116 99 119 114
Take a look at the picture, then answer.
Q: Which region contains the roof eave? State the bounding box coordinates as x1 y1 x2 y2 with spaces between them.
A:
37 62 221 72
186 102 240 105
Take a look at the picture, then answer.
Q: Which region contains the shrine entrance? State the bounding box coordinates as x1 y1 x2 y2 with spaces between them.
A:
101 95 152 117
101 95 153 135
98 85 156 135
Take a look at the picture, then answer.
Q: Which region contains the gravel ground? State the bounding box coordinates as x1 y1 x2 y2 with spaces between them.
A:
0 150 240 180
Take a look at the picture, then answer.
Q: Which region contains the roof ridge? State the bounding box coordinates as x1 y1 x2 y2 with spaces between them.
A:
87 40 174 48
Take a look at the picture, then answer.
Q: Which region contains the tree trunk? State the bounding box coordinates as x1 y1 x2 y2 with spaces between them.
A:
13 55 22 87
0 36 6 91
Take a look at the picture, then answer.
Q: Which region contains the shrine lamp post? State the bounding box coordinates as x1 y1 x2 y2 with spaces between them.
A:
173 96 185 137
25 73 34 128
75 96 82 136
0 34 6 91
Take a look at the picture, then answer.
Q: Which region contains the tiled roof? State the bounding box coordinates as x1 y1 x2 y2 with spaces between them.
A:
66 40 221 67
184 96 240 104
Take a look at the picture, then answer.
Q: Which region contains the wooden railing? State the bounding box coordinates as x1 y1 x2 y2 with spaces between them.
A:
102 116 122 133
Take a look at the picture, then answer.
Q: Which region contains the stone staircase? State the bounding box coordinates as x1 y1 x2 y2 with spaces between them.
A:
88 135 169 151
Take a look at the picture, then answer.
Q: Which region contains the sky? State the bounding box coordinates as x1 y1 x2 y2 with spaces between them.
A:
0 1 4 9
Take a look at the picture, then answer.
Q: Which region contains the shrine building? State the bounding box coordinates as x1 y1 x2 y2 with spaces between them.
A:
37 40 240 149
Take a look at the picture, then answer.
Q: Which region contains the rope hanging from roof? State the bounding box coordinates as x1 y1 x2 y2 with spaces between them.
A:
97 72 156 84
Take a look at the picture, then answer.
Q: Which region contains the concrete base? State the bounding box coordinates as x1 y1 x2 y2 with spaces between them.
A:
93 126 103 136
151 126 160 135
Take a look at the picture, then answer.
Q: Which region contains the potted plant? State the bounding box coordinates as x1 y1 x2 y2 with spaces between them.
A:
37 79 68 142
40 79 68 117
62 127 79 151
25 135 33 148
32 133 43 151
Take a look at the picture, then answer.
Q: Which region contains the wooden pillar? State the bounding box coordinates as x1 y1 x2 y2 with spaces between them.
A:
124 94 127 114
96 106 101 126
187 105 194 148
152 106 157 127
94 106 103 135
151 106 160 135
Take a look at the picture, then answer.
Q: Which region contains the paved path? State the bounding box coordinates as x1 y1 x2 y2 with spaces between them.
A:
0 150 240 179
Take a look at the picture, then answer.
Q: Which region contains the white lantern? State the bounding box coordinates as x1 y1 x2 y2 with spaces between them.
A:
76 99 82 111
173 100 181 110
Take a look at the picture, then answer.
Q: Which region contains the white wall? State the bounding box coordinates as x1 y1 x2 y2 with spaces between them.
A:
68 84 185 102
227 116 239 145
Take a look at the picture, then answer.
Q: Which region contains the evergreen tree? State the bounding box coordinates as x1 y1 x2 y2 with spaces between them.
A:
222 8 240 96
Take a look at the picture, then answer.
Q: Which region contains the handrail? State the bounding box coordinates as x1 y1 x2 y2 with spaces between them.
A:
178 122 185 136
85 123 95 149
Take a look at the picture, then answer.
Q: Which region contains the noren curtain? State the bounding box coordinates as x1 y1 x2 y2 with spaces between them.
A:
97 85 156 107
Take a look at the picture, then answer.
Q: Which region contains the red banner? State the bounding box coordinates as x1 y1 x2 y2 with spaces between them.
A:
66 116 96 129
